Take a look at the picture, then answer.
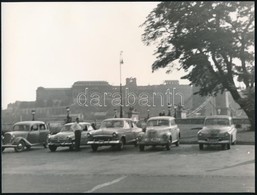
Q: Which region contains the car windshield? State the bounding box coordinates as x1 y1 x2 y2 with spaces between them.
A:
60 124 73 132
100 120 124 128
147 119 169 127
205 118 230 126
13 124 30 131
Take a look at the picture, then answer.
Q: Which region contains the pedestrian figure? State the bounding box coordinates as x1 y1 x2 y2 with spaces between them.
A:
71 118 82 151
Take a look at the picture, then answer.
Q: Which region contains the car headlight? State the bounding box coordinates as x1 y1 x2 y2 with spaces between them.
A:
198 132 203 137
87 133 92 138
224 132 230 137
162 134 168 140
10 134 15 141
112 132 118 138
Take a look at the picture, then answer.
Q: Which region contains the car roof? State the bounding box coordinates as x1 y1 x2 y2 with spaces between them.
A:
14 121 45 125
103 118 133 121
205 115 232 119
65 122 91 126
148 116 175 120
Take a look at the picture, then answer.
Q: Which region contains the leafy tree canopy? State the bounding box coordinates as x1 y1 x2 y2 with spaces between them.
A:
141 1 255 129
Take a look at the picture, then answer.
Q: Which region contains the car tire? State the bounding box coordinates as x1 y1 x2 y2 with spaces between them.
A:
15 140 25 152
117 138 125 150
199 143 204 150
175 139 180 147
69 144 75 151
166 144 170 150
49 145 57 152
91 145 98 152
43 143 48 148
139 145 144 151
226 143 231 150
221 144 226 150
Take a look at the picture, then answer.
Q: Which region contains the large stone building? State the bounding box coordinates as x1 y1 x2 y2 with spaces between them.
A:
3 78 244 123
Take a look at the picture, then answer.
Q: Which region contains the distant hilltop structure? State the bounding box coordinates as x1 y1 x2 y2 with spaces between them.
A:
3 78 244 123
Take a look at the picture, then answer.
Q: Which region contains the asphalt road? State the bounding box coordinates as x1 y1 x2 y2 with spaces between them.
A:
2 144 255 193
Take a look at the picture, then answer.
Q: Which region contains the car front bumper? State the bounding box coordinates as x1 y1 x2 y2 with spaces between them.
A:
2 144 18 148
87 140 121 145
138 138 169 146
48 142 73 147
198 139 230 144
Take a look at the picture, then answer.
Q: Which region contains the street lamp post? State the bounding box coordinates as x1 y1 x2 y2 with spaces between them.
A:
114 108 117 118
31 110 35 121
119 51 124 118
174 105 177 118
66 107 70 123
168 103 171 116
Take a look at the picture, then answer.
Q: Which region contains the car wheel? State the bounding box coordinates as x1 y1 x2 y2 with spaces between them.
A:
175 139 180 147
221 144 226 150
199 143 204 150
226 143 231 150
69 144 75 151
139 145 144 151
91 145 98 152
15 140 25 152
49 145 57 152
117 138 125 150
43 143 48 148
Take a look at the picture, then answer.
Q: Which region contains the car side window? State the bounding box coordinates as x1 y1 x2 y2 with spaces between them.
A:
128 121 133 128
39 124 46 130
123 121 130 129
83 125 88 131
31 124 38 131
170 119 175 126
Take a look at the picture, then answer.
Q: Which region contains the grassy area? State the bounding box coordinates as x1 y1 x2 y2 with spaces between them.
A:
178 124 255 145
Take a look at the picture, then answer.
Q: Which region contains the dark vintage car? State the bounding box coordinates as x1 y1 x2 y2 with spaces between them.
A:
47 122 94 152
1 121 49 152
137 116 180 151
87 118 142 152
197 115 237 150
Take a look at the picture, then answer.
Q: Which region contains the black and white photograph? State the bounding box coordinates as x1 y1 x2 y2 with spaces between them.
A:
1 1 255 193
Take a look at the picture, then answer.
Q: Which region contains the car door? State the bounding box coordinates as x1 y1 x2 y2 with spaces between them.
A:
27 124 40 144
123 121 134 143
39 124 49 143
81 124 89 144
170 119 178 142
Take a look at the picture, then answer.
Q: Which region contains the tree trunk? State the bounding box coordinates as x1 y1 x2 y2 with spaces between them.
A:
227 87 255 131
233 97 255 131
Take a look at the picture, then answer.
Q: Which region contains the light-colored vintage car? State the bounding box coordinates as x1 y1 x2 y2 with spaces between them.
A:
197 115 237 150
87 118 142 152
137 116 181 151
47 122 94 152
2 121 49 152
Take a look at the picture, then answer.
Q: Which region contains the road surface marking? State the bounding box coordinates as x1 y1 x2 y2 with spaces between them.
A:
85 176 127 193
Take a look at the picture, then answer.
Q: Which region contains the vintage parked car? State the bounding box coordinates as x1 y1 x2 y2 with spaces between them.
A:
1 121 49 152
87 118 142 152
137 116 181 151
197 115 237 150
47 122 94 152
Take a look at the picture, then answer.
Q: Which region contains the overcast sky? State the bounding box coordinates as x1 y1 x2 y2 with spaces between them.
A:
2 2 190 109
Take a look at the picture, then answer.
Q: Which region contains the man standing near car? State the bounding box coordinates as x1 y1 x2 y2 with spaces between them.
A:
71 118 82 151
